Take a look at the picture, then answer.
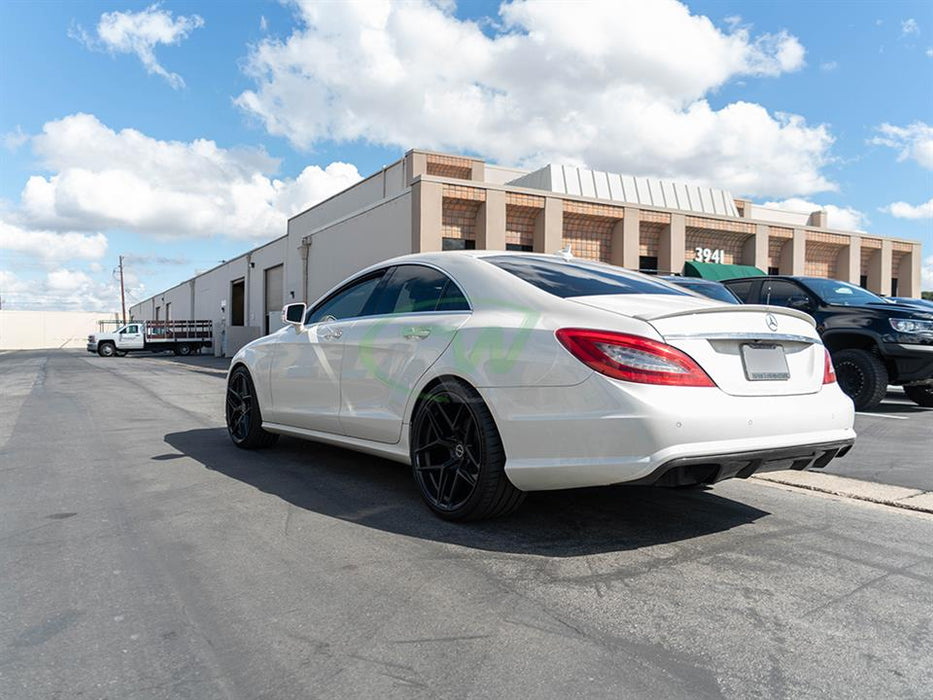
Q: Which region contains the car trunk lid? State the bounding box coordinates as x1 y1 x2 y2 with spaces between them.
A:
571 296 824 396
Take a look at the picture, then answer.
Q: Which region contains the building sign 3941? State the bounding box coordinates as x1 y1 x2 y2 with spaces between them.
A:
694 247 725 264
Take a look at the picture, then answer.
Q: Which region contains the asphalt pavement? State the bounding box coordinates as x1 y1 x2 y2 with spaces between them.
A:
1 350 931 699
823 387 933 491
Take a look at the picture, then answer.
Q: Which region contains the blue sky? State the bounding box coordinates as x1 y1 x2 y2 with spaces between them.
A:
1 0 931 310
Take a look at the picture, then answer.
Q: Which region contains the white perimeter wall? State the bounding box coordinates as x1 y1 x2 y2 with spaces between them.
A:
0 311 119 350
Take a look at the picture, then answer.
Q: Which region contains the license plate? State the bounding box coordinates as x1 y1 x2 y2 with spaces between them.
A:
741 343 789 381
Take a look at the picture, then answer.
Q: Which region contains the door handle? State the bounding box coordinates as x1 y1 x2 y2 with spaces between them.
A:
321 327 343 341
403 327 431 340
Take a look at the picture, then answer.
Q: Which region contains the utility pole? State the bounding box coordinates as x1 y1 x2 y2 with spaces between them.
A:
119 255 127 325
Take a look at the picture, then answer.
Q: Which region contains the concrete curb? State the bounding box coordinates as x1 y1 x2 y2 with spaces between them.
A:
752 470 933 514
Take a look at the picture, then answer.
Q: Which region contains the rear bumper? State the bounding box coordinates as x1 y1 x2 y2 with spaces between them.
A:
626 439 855 487
484 374 856 491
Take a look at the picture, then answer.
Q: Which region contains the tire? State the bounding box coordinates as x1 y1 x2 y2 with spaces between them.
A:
226 366 279 449
115 350 128 357
904 384 933 407
98 342 116 358
833 349 888 411
177 344 192 356
410 378 524 521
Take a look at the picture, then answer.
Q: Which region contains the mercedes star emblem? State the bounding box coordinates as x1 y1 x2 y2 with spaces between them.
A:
766 313 779 332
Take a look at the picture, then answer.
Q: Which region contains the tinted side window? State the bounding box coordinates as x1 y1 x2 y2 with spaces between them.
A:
436 280 470 311
486 256 688 299
306 272 385 324
761 280 806 307
375 265 468 314
723 280 754 302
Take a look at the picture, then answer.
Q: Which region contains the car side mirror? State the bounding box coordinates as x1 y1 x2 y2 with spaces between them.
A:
282 303 306 329
788 297 812 312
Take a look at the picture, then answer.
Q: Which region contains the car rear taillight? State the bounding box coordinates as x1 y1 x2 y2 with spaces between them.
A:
555 328 715 387
823 347 836 384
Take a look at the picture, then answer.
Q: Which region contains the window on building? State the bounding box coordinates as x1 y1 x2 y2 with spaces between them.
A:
231 279 245 326
165 302 171 321
891 278 899 297
155 306 161 321
860 275 868 289
442 238 476 250
506 243 533 252
768 267 780 276
639 256 659 275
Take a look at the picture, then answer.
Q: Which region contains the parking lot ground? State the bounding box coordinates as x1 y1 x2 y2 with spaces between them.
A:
823 387 933 491
2 350 932 699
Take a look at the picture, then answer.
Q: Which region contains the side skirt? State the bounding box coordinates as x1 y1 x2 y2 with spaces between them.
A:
262 422 411 465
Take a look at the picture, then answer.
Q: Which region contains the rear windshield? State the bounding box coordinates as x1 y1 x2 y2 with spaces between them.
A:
485 256 690 299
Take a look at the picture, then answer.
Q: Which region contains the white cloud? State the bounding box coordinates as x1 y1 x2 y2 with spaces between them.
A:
17 113 362 240
923 255 933 290
3 126 28 151
882 198 933 220
819 60 838 72
0 267 128 312
235 0 831 198
927 47 933 57
762 197 868 231
71 4 204 89
871 121 933 169
902 18 919 36
0 219 108 264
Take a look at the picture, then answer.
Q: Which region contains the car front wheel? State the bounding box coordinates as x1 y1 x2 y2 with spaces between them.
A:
98 342 116 357
226 367 279 449
410 378 524 521
904 384 933 407
833 349 888 411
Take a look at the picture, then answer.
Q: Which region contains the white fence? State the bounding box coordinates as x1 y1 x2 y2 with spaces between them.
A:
0 311 119 350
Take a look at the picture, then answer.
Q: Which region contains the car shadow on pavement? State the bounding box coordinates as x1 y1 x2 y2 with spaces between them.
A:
164 428 770 557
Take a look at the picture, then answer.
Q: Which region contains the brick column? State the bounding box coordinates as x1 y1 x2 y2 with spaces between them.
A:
611 207 640 270
742 224 769 270
866 240 893 295
534 197 563 253
899 244 923 298
659 213 686 275
411 180 443 253
836 235 861 285
476 189 506 250
781 228 807 275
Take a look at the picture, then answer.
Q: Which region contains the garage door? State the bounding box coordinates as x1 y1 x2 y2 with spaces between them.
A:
264 264 284 334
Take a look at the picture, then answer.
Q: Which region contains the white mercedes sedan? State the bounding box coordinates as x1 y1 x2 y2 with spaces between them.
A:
226 252 855 520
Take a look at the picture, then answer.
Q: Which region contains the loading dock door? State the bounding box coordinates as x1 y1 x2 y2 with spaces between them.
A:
231 279 245 326
264 264 284 334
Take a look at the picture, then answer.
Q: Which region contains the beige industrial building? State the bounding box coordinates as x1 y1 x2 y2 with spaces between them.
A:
130 149 925 357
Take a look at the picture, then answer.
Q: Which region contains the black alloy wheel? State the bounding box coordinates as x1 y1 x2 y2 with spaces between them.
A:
225 367 278 449
833 348 888 411
410 378 524 521
176 344 192 356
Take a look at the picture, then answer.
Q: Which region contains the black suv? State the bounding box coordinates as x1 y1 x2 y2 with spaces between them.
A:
723 276 933 410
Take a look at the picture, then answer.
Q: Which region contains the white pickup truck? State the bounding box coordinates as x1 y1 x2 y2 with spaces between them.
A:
87 321 213 357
